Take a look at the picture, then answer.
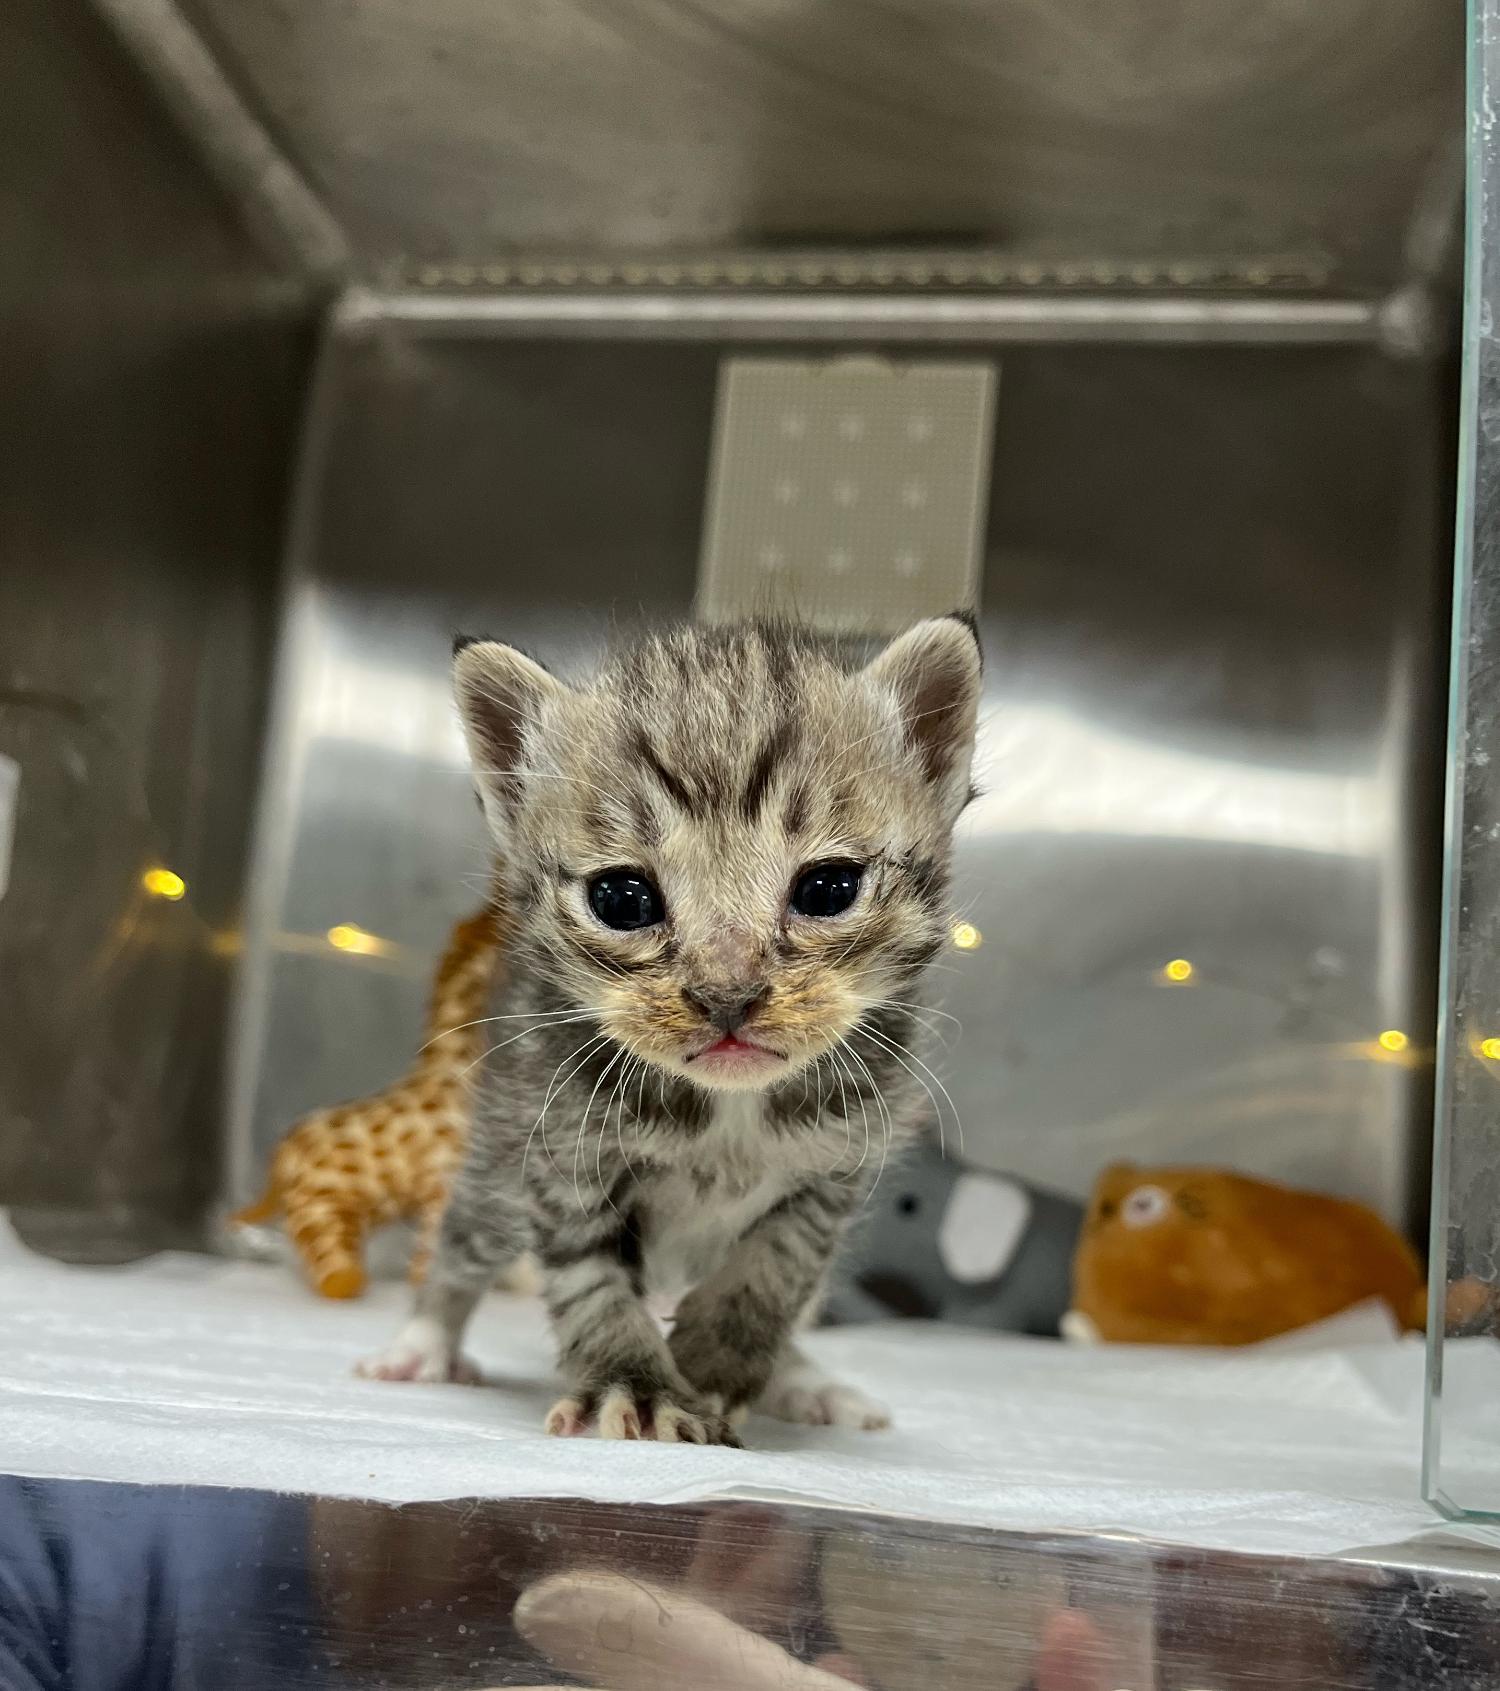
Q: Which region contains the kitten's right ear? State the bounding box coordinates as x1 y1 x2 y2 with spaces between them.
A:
452 637 567 827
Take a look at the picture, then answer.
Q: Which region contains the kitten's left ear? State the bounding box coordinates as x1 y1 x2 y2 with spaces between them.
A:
863 613 982 815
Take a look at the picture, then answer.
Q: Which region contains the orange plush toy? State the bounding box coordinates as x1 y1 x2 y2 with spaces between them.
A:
1064 1163 1428 1346
232 897 508 1299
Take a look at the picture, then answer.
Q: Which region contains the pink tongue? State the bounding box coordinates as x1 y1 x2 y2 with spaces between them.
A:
707 1036 747 1054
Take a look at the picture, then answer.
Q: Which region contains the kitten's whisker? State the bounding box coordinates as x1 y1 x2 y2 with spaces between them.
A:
862 996 962 1031
522 1033 611 1185
594 1058 625 1199
455 1012 597 1080
422 1008 593 1056
612 1056 643 1184
841 1044 889 1194
860 996 962 1050
856 1022 965 1160
855 1024 945 1155
827 1047 861 1181
634 1060 650 1151
573 1046 627 1215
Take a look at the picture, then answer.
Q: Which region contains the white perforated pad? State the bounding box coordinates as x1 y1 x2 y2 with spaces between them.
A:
698 357 996 634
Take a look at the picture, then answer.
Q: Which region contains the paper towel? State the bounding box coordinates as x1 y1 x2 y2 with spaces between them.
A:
2 1216 1496 1560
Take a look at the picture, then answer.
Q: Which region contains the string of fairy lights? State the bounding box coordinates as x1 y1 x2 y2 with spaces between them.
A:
139 863 1477 1067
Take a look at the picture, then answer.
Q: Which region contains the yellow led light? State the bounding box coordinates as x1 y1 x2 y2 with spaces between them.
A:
951 921 982 951
1481 1037 1500 1061
142 867 186 901
1377 1029 1409 1054
326 923 388 957
1163 958 1194 983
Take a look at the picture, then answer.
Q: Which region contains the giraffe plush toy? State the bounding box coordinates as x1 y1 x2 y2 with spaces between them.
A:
232 898 508 1299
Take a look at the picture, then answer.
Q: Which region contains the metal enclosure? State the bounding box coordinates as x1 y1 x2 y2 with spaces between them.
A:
0 0 1461 1258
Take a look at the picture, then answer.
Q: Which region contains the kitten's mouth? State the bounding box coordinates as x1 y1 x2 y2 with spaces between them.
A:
686 1032 786 1073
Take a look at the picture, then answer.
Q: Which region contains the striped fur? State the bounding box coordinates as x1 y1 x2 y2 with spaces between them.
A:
364 617 980 1443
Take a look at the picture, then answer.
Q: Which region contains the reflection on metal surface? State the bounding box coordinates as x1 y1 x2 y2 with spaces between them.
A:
0 0 312 1247
141 867 188 901
1380 1029 1412 1054
353 285 1391 345
968 701 1385 857
1163 958 1195 984
951 921 982 952
325 922 393 958
1425 0 1500 1522
182 0 1460 291
0 1478 1497 1690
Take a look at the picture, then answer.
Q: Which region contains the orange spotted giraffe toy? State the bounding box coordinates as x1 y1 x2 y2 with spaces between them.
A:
232 897 510 1299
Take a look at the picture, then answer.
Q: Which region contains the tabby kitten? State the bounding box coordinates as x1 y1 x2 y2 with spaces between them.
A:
361 616 981 1445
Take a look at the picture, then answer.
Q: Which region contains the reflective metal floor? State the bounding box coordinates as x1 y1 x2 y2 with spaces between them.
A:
3 1481 1496 1690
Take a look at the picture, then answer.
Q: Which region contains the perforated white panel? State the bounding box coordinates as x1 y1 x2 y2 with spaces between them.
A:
698 356 995 634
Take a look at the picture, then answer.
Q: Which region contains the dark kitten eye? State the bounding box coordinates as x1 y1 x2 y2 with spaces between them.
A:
588 871 665 931
790 862 862 919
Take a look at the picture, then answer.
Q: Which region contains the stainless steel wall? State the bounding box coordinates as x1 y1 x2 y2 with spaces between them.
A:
226 311 1449 1227
0 0 1461 1251
183 0 1458 290
0 0 314 1254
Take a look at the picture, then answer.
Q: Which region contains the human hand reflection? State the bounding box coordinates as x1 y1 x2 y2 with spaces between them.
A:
504 1566 1111 1691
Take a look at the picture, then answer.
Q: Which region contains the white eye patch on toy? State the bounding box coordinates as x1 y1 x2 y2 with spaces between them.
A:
1120 1185 1171 1229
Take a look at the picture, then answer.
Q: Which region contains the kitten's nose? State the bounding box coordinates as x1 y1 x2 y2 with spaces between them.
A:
682 982 769 1036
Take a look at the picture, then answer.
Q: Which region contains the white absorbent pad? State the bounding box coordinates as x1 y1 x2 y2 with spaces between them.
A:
2 1217 1497 1562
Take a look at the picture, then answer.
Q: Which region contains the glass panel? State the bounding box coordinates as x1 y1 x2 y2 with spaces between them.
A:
1424 0 1500 1520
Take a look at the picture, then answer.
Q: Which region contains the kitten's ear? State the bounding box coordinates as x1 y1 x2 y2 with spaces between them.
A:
452 635 567 830
863 614 982 813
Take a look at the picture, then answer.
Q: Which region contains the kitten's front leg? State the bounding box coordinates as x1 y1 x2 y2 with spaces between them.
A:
539 1209 741 1446
668 1177 860 1419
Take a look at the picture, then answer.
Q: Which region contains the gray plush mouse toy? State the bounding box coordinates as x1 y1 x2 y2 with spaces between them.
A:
822 1138 1083 1337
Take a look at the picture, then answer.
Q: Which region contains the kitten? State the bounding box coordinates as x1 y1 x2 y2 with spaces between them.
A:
360 616 981 1444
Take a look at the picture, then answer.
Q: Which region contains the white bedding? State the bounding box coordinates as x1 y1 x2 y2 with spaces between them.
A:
3 1216 1497 1561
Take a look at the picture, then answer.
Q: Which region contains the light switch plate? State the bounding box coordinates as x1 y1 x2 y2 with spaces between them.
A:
698 355 996 634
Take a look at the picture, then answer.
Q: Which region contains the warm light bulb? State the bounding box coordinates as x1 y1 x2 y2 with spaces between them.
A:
951 921 982 951
326 923 387 957
1163 958 1194 983
142 867 186 901
1481 1037 1500 1061
1377 1029 1409 1054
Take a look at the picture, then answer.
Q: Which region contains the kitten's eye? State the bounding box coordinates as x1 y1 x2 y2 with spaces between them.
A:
588 871 665 931
790 862 862 919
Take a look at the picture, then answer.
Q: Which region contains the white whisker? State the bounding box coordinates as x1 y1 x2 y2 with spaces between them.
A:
522 1032 610 1185
573 1045 627 1214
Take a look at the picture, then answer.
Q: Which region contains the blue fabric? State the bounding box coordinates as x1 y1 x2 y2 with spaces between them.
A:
0 1479 314 1691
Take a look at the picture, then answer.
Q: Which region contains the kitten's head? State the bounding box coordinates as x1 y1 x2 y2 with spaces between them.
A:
454 618 980 1092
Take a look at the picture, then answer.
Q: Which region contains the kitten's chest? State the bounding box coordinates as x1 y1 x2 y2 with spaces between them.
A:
636 1094 797 1302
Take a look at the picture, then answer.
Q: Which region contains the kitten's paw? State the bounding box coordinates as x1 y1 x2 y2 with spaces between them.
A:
355 1318 478 1385
544 1387 742 1446
651 1393 742 1447
544 1395 592 1438
759 1365 890 1431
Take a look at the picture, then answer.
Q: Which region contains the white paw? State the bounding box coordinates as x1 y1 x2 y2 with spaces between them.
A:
355 1318 478 1384
759 1367 890 1431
